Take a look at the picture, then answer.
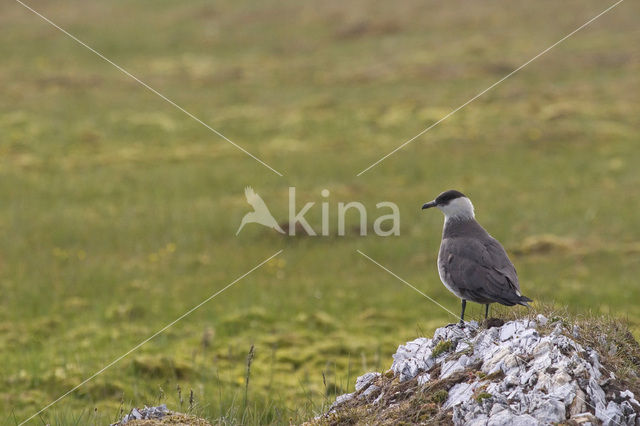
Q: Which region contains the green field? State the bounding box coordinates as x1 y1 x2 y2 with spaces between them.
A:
1 0 639 424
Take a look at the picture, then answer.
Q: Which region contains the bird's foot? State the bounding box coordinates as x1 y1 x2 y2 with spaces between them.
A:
445 321 466 328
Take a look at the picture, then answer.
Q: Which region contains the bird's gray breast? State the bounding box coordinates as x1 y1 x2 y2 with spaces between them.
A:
437 245 464 299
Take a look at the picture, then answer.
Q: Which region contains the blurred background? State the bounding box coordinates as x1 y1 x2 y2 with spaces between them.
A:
1 0 639 423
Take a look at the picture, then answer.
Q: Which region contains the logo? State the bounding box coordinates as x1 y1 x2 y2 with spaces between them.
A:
237 187 400 236
236 187 286 235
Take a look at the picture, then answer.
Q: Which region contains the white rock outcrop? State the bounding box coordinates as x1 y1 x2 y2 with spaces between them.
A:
329 317 640 425
112 404 170 425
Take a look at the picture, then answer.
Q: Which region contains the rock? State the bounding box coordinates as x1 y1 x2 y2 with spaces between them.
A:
531 397 565 423
355 372 380 392
441 355 471 379
443 382 475 410
112 404 174 425
536 314 548 326
335 392 353 405
417 372 431 385
131 408 142 420
573 325 581 339
361 384 380 399
621 389 636 400
486 410 540 426
499 322 517 341
391 337 436 381
318 392 354 417
321 317 640 425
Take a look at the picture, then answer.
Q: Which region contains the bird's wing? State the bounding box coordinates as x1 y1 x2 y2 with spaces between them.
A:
440 236 521 305
482 237 520 291
244 186 269 211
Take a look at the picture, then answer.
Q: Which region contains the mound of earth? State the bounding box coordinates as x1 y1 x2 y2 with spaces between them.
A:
310 314 640 425
111 404 211 426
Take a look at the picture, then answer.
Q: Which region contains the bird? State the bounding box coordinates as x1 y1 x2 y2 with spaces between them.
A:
236 187 285 235
422 189 532 325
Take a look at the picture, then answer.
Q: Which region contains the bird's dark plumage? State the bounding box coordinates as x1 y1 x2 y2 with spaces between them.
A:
439 219 531 307
423 189 533 324
435 190 466 205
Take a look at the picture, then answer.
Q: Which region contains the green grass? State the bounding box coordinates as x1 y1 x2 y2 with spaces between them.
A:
431 340 453 359
1 0 639 424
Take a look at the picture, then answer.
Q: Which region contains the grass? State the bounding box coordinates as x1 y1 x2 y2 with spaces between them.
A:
1 0 639 424
431 340 453 359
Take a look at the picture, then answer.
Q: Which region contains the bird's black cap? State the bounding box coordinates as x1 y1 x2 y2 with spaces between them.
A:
422 189 466 210
435 190 466 205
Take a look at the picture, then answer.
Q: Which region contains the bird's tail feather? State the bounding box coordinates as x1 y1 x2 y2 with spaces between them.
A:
517 295 533 307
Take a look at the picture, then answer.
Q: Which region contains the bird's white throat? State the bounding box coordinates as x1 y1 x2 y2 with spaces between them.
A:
439 197 475 222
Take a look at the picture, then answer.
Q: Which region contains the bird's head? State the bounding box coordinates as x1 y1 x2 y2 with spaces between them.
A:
422 189 475 221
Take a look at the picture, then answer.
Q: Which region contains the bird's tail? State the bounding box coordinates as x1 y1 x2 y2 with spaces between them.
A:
517 295 533 307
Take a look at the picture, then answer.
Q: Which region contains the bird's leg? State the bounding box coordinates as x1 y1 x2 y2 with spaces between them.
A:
484 304 490 319
459 299 466 326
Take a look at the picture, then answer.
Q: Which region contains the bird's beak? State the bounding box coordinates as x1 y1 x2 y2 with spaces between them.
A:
422 200 437 210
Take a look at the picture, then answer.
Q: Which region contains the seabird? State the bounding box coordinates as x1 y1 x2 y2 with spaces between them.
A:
422 190 532 324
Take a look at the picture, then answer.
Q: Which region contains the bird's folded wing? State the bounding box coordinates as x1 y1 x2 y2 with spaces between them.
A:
441 237 520 303
482 237 520 291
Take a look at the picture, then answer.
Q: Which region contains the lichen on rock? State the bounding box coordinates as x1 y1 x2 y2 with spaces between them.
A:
312 315 640 425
